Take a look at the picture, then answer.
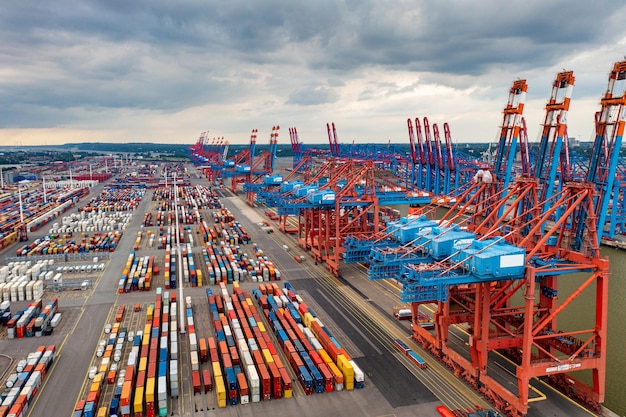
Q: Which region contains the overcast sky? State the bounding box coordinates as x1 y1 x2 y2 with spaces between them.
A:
2 1 626 147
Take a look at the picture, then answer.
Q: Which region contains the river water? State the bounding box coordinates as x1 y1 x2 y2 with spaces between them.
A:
566 245 626 416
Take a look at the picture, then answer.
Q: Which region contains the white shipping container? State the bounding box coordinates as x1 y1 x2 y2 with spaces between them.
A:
50 313 62 328
158 375 168 400
246 364 260 403
5 374 17 388
190 351 199 371
188 333 197 352
241 351 253 369
350 360 365 385
170 341 178 360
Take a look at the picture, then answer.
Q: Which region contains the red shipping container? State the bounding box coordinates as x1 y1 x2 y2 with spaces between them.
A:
289 351 304 370
146 402 155 417
257 337 267 351
199 338 208 363
202 368 213 392
283 340 295 356
308 350 324 367
229 346 240 366
210 348 219 364
256 362 271 401
317 362 335 392
192 370 201 394
222 353 232 370
237 372 248 398
207 337 217 351
243 327 254 340
268 362 282 399
279 367 292 392
272 354 285 370
136 370 146 388
252 350 264 368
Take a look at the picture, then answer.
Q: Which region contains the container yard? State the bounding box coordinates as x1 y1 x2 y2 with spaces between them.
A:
0 154 611 417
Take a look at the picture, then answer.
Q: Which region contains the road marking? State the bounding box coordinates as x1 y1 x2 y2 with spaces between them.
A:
316 289 383 355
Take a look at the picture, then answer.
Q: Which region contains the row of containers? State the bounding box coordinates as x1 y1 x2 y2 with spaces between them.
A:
5 298 61 339
49 211 133 235
156 224 191 250
75 289 177 417
0 186 89 239
0 260 49 303
152 184 222 215
205 283 291 405
202 242 280 285
254 282 364 392
118 251 157 293
0 345 57 417
198 217 251 246
0 260 56 283
154 202 200 225
79 187 145 212
15 231 122 257
0 280 45 303
202 280 363 407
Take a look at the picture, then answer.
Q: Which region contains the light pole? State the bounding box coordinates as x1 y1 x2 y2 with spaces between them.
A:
174 172 186 334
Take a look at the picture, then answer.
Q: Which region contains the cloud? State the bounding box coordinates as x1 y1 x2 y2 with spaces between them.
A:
1 0 626 144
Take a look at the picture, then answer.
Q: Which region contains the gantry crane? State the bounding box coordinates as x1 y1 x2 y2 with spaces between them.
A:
222 129 257 193
244 126 280 206
381 65 622 417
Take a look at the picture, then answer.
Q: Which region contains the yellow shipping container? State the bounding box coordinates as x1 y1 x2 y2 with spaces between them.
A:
233 281 239 290
197 270 203 287
90 380 101 394
262 349 274 365
246 297 253 307
303 312 314 329
139 357 148 372
212 361 223 378
134 386 144 413
284 387 293 398
93 372 104 386
257 321 266 333
337 355 354 390
97 406 107 417
327 361 344 386
318 349 333 364
98 362 109 375
143 324 152 345
146 305 154 321
215 376 226 408
145 377 155 403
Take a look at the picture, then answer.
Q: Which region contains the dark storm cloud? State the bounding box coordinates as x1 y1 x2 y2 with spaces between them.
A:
0 0 624 132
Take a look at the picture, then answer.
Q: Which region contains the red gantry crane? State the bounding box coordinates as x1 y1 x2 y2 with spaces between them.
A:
395 66 621 416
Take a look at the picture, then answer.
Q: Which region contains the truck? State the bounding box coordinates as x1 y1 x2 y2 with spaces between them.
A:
392 305 412 320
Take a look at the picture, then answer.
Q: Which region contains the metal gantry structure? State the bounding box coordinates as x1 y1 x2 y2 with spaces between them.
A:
408 117 482 195
364 64 624 417
243 126 281 205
